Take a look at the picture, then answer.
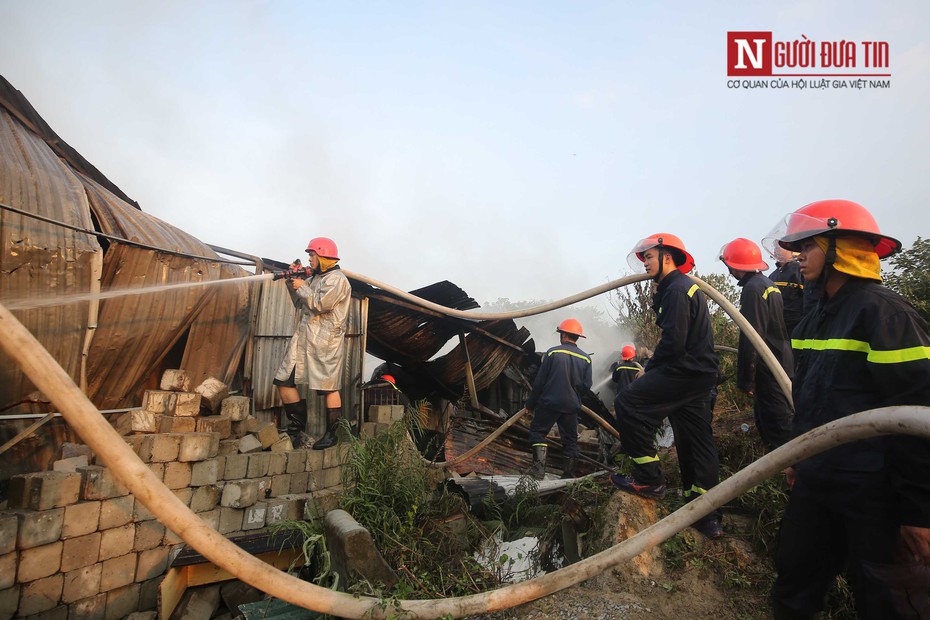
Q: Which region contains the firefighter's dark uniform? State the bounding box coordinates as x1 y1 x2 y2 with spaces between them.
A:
772 279 930 618
736 272 794 449
768 259 806 333
611 359 644 393
616 270 720 499
526 341 593 459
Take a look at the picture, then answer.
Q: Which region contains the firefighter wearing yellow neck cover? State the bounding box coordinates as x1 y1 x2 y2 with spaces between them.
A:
813 235 882 282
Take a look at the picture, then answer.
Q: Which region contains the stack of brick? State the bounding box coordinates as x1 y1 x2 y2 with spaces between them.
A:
360 404 405 438
0 370 347 619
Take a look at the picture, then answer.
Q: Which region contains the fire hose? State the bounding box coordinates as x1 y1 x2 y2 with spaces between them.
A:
0 270 887 618
3 300 929 618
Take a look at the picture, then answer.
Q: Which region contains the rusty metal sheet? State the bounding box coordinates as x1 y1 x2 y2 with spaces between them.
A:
0 107 101 415
426 320 531 392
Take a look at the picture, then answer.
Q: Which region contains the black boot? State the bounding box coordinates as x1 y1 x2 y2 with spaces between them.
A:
561 457 577 479
312 408 341 451
283 400 307 443
527 445 547 480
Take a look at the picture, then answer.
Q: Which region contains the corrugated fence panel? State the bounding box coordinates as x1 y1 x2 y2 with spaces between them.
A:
0 108 100 415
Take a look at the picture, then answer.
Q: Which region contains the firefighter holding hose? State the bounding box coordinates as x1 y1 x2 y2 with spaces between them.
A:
765 200 930 618
273 237 352 450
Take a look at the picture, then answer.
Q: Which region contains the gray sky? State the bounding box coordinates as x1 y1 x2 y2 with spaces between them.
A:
2 0 928 328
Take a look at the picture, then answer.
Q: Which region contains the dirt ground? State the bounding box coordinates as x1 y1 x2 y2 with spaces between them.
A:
465 491 772 620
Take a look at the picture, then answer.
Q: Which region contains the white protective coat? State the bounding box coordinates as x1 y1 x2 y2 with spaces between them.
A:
274 267 352 390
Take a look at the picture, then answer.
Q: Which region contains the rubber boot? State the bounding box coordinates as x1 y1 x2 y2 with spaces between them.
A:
312 408 341 451
561 457 577 479
527 445 547 480
283 400 307 443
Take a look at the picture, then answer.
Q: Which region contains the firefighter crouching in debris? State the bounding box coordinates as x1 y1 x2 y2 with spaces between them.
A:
274 237 352 451
524 319 593 481
719 237 794 449
765 200 930 618
610 233 723 539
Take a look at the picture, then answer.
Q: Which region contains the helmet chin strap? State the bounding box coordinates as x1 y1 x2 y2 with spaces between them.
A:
654 247 667 282
813 236 838 299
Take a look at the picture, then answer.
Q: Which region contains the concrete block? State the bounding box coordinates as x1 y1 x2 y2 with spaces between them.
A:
0 585 19 619
60 442 94 461
197 509 220 532
104 582 140 620
218 507 242 534
323 444 349 469
255 423 279 449
135 546 169 582
68 592 106 619
112 412 134 436
267 452 288 476
79 466 129 500
0 551 15 590
163 462 192 489
52 455 89 472
307 470 321 492
215 456 226 481
246 453 270 478
61 532 101 572
129 409 159 433
8 471 81 510
256 477 272 499
324 509 398 590
190 485 219 513
157 416 196 433
141 390 177 414
0 513 17 554
264 499 288 526
286 449 309 474
138 577 160 613
123 435 153 462
17 541 62 582
270 435 293 452
61 501 101 539
320 467 342 489
99 495 135 529
178 432 217 462
223 454 249 480
220 396 251 421
175 584 220 619
270 474 291 498
312 487 342 516
289 471 310 494
172 487 193 507
242 502 267 531
368 404 404 424
196 416 231 439
132 497 156 522
306 449 324 472
361 421 379 438
100 553 136 592
194 377 229 413
14 508 64 549
148 434 181 463
277 495 308 522
217 439 239 455
237 434 263 454
159 369 192 392
99 524 134 561
62 563 102 604
172 392 201 417
17 573 63 615
190 459 218 486
221 480 258 508
146 462 165 482
134 519 166 551
163 527 182 547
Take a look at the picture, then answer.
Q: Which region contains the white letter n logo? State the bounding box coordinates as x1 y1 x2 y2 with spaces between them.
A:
734 38 766 69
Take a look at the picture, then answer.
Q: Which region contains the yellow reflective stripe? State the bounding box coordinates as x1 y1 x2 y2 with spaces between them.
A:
762 286 781 300
532 443 548 448
632 455 660 464
615 365 640 371
548 349 591 364
690 485 708 495
792 338 930 364
774 281 803 289
687 284 699 298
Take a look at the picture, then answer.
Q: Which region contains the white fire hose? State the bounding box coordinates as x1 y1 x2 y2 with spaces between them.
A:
3 272 925 618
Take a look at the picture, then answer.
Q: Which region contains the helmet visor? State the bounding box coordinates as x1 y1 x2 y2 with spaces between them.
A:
626 237 658 272
763 212 836 254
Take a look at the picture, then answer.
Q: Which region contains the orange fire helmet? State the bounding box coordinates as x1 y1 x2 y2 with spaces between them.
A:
719 238 769 271
627 233 696 274
621 344 636 360
557 318 585 338
306 237 339 259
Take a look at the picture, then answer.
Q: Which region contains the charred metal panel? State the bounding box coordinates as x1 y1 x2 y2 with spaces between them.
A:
426 320 531 392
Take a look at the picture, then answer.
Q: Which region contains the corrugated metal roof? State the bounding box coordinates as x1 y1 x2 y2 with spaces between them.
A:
426 320 531 392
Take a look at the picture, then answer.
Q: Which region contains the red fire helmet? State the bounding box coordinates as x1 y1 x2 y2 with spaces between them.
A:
719 237 769 271
306 237 339 259
557 318 585 338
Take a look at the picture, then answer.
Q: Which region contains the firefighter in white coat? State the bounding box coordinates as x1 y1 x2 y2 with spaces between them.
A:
274 237 352 450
